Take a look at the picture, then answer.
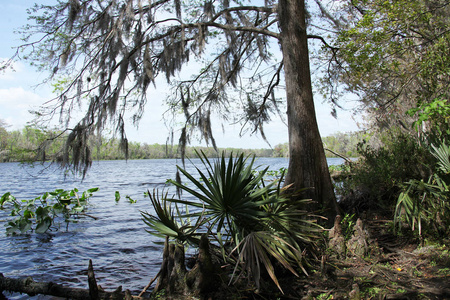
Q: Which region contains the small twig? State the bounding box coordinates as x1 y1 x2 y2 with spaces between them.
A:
138 270 161 297
78 213 99 220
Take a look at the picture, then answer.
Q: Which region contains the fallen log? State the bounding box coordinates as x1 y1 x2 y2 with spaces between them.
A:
0 260 147 300
0 273 92 299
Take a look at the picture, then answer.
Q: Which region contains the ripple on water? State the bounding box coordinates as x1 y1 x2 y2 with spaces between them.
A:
0 158 296 299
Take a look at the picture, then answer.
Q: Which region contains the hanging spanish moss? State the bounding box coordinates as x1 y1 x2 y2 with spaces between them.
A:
13 0 283 174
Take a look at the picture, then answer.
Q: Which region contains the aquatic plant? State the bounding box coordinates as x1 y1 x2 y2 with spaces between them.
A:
0 187 98 234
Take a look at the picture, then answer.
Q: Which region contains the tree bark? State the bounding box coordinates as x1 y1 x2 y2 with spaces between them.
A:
278 0 340 222
154 234 223 298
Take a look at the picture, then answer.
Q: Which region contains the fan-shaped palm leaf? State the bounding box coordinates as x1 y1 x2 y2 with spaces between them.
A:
142 151 322 292
141 189 201 245
167 150 280 240
432 142 450 174
231 231 306 293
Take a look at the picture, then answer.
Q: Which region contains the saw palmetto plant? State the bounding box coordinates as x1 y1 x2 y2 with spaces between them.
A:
395 142 450 237
141 151 321 292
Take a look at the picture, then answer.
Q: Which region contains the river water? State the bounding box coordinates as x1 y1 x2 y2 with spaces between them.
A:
0 157 343 299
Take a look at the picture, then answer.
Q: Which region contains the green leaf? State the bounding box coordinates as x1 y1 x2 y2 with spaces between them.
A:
35 217 52 234
19 219 32 233
6 225 20 235
115 191 121 202
126 195 136 203
71 205 85 212
23 209 34 219
35 206 50 219
0 192 12 207
59 198 71 206
52 203 64 212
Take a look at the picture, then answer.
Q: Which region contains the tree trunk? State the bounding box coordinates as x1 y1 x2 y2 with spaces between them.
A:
278 0 340 222
153 235 223 298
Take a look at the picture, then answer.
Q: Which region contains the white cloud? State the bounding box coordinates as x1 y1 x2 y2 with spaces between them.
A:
0 87 45 129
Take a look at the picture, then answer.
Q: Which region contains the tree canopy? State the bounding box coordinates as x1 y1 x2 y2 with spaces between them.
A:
11 0 283 169
4 0 341 217
319 0 450 134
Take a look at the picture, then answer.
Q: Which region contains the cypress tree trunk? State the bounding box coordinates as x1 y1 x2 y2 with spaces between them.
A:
278 0 340 222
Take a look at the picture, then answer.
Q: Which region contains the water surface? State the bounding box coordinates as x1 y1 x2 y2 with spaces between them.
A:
0 157 342 299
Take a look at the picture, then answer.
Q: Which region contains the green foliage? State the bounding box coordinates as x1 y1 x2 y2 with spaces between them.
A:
407 96 450 138
320 0 450 134
114 191 121 203
272 131 362 159
0 123 363 163
141 151 321 292
265 167 288 179
395 142 450 237
322 131 364 158
2 125 66 163
336 128 450 238
0 124 275 163
328 164 350 173
125 195 137 204
272 143 289 158
338 131 433 209
114 191 138 204
142 189 201 245
0 120 8 161
341 213 356 240
0 187 98 235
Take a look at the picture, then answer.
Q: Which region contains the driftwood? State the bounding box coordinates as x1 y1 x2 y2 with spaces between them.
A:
88 259 100 299
0 260 145 300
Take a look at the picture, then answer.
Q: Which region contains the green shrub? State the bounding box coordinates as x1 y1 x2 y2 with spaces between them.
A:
395 142 450 238
337 131 433 212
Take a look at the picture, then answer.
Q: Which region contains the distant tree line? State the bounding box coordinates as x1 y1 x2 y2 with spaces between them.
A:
272 131 363 158
0 122 359 162
90 136 274 160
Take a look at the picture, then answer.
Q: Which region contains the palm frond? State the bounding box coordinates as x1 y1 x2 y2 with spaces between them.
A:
167 150 279 239
432 142 450 174
141 189 202 245
231 231 305 293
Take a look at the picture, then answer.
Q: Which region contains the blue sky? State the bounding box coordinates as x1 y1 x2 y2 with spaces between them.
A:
0 1 361 149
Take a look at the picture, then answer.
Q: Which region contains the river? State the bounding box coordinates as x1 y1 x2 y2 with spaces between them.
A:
0 157 344 299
